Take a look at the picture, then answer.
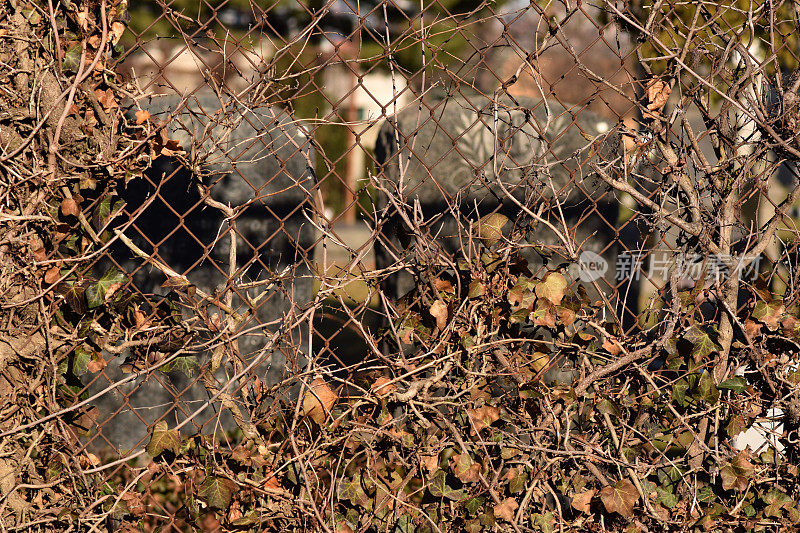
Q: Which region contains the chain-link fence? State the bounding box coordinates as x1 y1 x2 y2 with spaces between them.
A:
4 0 800 529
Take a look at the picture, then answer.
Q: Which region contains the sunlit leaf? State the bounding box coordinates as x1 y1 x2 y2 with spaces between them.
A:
600 479 639 518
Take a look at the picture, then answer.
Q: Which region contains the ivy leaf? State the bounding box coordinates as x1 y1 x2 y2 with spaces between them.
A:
725 415 748 438
465 496 485 516
693 370 719 404
763 489 792 517
427 470 463 501
595 398 622 418
493 497 519 522
86 267 127 309
467 280 485 299
600 479 639 518
571 489 595 513
302 377 338 424
338 473 370 507
655 486 677 509
158 356 198 378
146 420 181 457
535 272 568 306
199 476 236 510
684 325 720 362
718 376 748 392
451 453 481 484
752 300 784 331
720 451 754 491
478 213 508 246
466 405 500 432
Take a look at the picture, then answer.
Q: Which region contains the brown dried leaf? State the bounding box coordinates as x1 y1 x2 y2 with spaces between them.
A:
135 109 151 125
493 497 519 522
600 479 639 518
94 89 119 110
60 198 80 217
535 272 567 305
119 492 145 516
571 488 596 513
467 405 500 432
451 453 481 483
76 10 90 30
420 454 440 474
111 21 126 45
430 299 448 331
433 277 454 293
302 378 338 423
87 35 101 48
602 338 622 356
43 266 61 285
646 79 671 114
86 354 107 373
371 376 396 396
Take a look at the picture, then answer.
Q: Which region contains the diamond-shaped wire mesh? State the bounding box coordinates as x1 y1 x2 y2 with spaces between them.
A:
33 0 800 527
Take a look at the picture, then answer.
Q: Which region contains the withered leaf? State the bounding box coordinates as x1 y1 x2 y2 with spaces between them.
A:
571 488 596 514
467 405 500 432
493 497 519 522
600 479 639 518
302 377 338 423
430 299 448 331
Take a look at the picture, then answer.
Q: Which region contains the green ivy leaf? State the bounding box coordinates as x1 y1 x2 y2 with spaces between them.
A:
146 420 182 457
86 267 127 309
655 486 677 509
199 476 236 510
427 470 463 501
684 325 720 362
718 376 748 392
693 370 719 404
158 356 198 378
467 280 485 299
595 398 622 418
465 496 485 516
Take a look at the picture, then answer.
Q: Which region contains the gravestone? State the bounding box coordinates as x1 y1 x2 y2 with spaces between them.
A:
88 94 317 452
374 92 629 306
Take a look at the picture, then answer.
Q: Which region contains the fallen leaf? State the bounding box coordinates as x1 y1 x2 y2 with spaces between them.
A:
571 488 596 513
87 35 101 48
372 376 396 396
600 479 639 518
94 88 119 110
493 497 519 522
111 21 125 45
430 299 448 331
720 450 754 491
535 272 568 305
119 492 145 516
451 453 481 483
60 198 80 217
76 10 90 30
602 338 622 356
135 109 150 125
420 454 440 473
467 405 500 432
86 354 107 373
646 78 671 116
302 377 338 423
43 266 60 285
